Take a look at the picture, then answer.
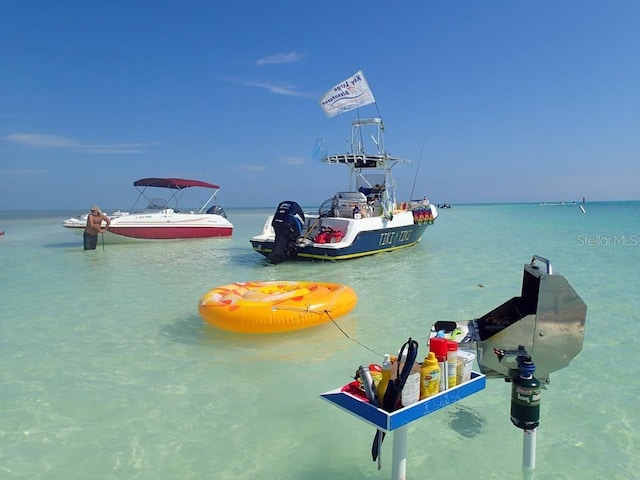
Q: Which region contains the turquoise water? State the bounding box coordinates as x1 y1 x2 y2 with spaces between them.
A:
1 202 639 480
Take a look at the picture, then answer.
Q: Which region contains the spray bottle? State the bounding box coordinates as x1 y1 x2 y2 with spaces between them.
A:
377 354 392 401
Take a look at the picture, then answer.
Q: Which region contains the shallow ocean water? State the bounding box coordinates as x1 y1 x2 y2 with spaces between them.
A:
0 202 638 479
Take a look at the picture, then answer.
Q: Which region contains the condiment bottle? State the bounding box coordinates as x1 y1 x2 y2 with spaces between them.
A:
420 352 441 399
446 339 458 388
401 361 421 407
429 337 448 391
377 354 392 400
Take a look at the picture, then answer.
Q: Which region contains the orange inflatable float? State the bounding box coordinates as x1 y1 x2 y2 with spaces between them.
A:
198 281 358 333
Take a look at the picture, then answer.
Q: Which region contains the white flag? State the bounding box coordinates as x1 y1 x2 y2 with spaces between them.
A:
318 71 376 118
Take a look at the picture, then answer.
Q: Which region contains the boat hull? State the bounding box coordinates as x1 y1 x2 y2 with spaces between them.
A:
251 218 429 261
108 225 233 240
63 213 233 242
108 212 233 240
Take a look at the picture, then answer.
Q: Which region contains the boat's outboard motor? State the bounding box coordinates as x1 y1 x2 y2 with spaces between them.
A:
206 205 227 218
268 201 305 264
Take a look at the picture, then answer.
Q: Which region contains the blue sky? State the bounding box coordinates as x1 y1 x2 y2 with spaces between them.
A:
1 1 638 211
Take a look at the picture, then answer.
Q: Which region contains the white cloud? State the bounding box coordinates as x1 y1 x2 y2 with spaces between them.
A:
237 79 307 97
279 156 305 166
256 52 306 66
5 133 79 148
3 133 151 154
216 74 313 97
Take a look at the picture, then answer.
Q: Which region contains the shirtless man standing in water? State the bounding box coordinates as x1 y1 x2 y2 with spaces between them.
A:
84 205 110 250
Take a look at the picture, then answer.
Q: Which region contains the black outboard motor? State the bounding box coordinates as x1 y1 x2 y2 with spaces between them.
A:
268 201 305 264
206 205 227 218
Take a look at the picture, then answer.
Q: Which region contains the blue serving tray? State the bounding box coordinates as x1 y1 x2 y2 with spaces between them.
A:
321 372 486 432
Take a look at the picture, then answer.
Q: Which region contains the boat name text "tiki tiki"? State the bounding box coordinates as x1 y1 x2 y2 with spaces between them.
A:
379 230 412 246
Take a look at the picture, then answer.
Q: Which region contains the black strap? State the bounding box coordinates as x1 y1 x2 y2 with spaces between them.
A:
371 337 419 463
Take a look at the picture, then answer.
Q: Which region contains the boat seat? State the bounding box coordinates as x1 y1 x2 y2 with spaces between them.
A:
332 192 368 218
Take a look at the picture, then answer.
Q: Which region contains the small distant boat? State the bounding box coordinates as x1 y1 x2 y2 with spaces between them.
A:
539 197 586 213
250 71 438 263
62 178 233 242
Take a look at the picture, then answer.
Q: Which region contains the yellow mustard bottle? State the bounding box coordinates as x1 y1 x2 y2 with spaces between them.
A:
377 354 392 401
420 352 441 400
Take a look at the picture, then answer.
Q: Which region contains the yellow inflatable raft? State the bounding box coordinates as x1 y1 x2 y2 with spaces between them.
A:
198 281 358 333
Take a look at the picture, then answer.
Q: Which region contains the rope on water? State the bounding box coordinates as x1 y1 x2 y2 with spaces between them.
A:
271 286 381 356
324 309 382 356
271 306 322 314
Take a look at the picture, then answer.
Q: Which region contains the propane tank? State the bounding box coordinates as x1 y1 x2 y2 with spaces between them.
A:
510 355 541 430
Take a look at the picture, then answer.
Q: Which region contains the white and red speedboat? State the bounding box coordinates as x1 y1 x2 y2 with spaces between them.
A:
63 178 233 242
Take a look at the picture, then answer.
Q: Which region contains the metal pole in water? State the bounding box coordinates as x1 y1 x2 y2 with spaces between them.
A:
391 425 408 480
510 355 540 479
522 428 536 480
523 428 536 470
